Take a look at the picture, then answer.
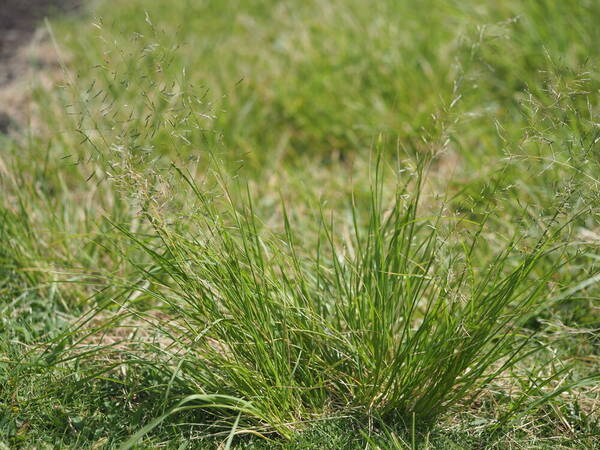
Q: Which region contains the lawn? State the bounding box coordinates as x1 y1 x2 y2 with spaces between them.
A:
0 0 599 448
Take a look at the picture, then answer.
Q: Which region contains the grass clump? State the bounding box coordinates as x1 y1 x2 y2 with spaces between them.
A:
72 153 585 442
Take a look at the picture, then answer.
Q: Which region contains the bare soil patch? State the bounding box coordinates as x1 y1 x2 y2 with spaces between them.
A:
0 0 78 63
0 0 79 133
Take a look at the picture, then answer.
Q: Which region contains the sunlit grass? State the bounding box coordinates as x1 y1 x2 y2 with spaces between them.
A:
1 0 599 447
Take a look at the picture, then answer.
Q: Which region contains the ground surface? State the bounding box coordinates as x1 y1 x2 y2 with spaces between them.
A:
0 0 79 131
0 0 77 60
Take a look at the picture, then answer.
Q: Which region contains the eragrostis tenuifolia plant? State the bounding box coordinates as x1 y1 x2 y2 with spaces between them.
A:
68 151 579 441
44 17 594 441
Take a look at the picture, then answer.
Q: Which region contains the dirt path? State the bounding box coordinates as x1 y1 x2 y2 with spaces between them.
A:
0 0 78 62
0 0 79 132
